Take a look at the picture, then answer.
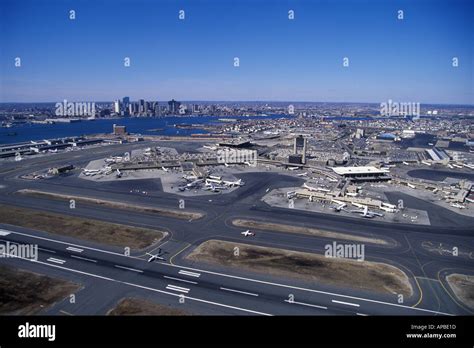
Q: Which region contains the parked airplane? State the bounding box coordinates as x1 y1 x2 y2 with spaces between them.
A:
83 168 101 176
179 179 204 191
223 179 244 187
241 230 255 237
205 182 226 192
303 183 330 192
330 199 347 212
351 205 384 218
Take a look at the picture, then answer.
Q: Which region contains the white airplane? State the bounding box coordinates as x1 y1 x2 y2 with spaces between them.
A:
179 179 204 191
351 205 384 218
223 179 244 187
331 199 347 212
241 230 255 237
287 166 300 171
296 172 308 177
83 168 101 176
303 183 330 192
206 178 223 185
463 163 474 170
146 251 164 262
380 206 398 213
161 167 169 172
205 183 226 192
450 203 466 209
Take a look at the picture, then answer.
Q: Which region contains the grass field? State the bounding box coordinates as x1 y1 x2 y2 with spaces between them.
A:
187 240 413 296
0 204 166 249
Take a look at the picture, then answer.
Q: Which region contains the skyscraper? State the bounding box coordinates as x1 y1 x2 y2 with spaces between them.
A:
168 99 181 114
122 97 130 115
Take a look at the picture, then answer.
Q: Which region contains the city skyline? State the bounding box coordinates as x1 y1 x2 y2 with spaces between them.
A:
1 0 473 104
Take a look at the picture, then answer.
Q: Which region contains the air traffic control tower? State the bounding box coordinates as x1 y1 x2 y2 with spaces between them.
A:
293 135 307 164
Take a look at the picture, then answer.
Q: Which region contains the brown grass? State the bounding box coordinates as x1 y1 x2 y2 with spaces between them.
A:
108 298 191 316
17 189 203 221
0 265 80 315
446 274 474 310
187 240 412 296
0 204 166 249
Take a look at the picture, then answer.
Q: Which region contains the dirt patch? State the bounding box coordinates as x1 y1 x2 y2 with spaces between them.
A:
187 240 413 297
233 219 390 245
446 274 474 310
17 189 204 221
0 265 80 315
108 297 191 316
0 204 166 249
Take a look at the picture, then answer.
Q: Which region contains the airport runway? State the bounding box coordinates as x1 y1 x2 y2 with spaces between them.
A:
0 142 473 315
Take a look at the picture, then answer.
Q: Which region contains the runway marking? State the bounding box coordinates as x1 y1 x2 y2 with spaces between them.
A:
332 300 360 307
166 284 190 294
179 270 201 278
0 252 272 316
1 228 453 316
163 276 198 284
0 230 11 236
38 247 56 253
165 263 453 316
70 255 97 263
66 246 84 253
4 229 139 259
114 265 143 273
220 287 259 297
46 257 66 265
284 299 327 310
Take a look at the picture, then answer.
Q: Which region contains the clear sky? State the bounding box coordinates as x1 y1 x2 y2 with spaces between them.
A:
0 0 472 104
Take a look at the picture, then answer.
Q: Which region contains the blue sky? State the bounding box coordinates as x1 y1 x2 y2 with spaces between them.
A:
0 0 472 104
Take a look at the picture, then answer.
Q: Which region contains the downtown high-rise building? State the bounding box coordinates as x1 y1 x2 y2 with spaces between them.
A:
168 99 181 114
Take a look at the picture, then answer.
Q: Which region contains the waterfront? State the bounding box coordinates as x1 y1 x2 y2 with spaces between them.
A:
0 115 288 145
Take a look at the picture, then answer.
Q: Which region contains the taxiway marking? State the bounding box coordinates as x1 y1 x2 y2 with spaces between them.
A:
220 287 259 297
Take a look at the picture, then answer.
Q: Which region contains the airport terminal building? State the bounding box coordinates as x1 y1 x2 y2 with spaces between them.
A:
332 166 391 182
